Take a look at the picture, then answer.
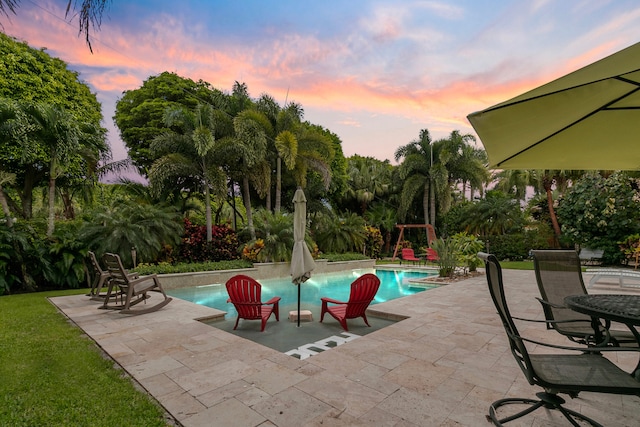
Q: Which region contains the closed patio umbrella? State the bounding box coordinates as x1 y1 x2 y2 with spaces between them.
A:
290 187 316 326
467 41 640 170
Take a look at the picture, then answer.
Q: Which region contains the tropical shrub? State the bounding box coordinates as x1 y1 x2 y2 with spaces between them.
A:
46 222 88 289
557 172 640 264
177 218 239 263
242 239 265 262
618 233 640 266
80 200 183 267
450 232 484 272
321 252 370 262
251 210 295 262
312 211 366 253
0 223 46 294
483 231 548 261
431 238 460 278
363 226 383 259
135 259 252 275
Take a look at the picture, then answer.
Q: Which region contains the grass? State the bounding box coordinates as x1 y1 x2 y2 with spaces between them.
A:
0 289 171 427
500 260 535 270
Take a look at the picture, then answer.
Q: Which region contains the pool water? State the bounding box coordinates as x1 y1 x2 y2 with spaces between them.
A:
167 268 437 318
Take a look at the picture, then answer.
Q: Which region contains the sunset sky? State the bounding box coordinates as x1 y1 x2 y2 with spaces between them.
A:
4 0 640 166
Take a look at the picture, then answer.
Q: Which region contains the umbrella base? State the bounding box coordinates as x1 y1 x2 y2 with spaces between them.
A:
289 310 313 322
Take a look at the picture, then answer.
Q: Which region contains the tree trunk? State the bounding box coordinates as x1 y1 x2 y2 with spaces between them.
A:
423 184 430 240
243 176 256 240
545 182 562 245
275 157 282 212
429 179 436 226
20 166 38 220
384 230 391 254
0 185 13 227
47 176 56 237
204 181 212 242
61 191 75 219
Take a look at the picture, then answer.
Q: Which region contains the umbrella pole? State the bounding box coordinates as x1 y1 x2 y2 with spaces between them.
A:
297 284 301 327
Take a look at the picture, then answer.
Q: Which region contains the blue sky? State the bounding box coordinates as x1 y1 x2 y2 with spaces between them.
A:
4 0 640 165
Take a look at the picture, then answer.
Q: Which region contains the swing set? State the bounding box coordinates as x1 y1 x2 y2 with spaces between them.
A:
391 224 437 261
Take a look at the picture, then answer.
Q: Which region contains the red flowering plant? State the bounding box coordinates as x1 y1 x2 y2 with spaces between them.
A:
176 218 240 263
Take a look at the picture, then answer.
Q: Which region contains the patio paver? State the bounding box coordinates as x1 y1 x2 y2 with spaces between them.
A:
50 269 640 426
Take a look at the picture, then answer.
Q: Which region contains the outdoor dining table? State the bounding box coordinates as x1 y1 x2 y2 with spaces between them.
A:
565 294 640 378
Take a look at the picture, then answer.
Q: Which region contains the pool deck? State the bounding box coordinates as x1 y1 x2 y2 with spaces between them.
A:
50 269 640 426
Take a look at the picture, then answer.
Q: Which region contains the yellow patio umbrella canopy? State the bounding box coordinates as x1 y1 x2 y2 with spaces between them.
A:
467 41 640 170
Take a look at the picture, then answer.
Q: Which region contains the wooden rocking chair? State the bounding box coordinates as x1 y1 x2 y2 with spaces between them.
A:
100 253 172 315
86 251 112 301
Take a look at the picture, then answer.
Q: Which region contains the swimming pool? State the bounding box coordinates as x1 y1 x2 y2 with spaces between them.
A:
167 268 437 318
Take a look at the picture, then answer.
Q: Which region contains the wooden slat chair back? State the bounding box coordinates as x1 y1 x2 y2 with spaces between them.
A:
101 253 172 315
225 275 281 332
86 251 112 300
320 273 381 331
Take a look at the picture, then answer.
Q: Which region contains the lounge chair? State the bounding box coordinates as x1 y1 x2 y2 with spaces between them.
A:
225 274 281 332
320 273 380 331
578 247 604 265
532 249 636 347
100 253 172 314
400 248 422 265
425 247 439 263
479 252 640 426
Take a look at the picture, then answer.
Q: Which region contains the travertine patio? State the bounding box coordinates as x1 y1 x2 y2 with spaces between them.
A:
50 269 640 426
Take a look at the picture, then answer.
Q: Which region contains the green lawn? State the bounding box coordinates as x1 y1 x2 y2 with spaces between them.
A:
0 289 171 427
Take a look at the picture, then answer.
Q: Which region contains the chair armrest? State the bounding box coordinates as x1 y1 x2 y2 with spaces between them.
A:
321 297 347 305
516 330 640 353
535 297 566 310
512 315 614 346
264 296 281 305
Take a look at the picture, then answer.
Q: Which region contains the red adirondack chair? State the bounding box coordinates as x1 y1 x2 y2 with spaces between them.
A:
320 273 381 331
401 248 422 265
225 275 281 332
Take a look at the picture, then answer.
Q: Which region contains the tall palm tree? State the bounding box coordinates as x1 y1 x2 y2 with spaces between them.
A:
148 103 226 242
230 109 269 240
365 202 397 254
395 129 438 226
493 169 536 201
0 98 25 227
273 103 304 211
23 103 81 237
436 131 489 208
344 155 392 214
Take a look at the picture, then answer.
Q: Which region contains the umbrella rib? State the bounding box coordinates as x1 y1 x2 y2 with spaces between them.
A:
478 71 640 115
497 85 640 167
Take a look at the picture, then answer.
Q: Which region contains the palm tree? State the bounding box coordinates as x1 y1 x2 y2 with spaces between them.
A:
230 109 269 240
395 129 437 226
274 103 304 211
292 124 333 191
365 202 397 254
23 103 82 237
148 103 226 242
344 156 393 215
0 98 25 227
493 169 536 201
